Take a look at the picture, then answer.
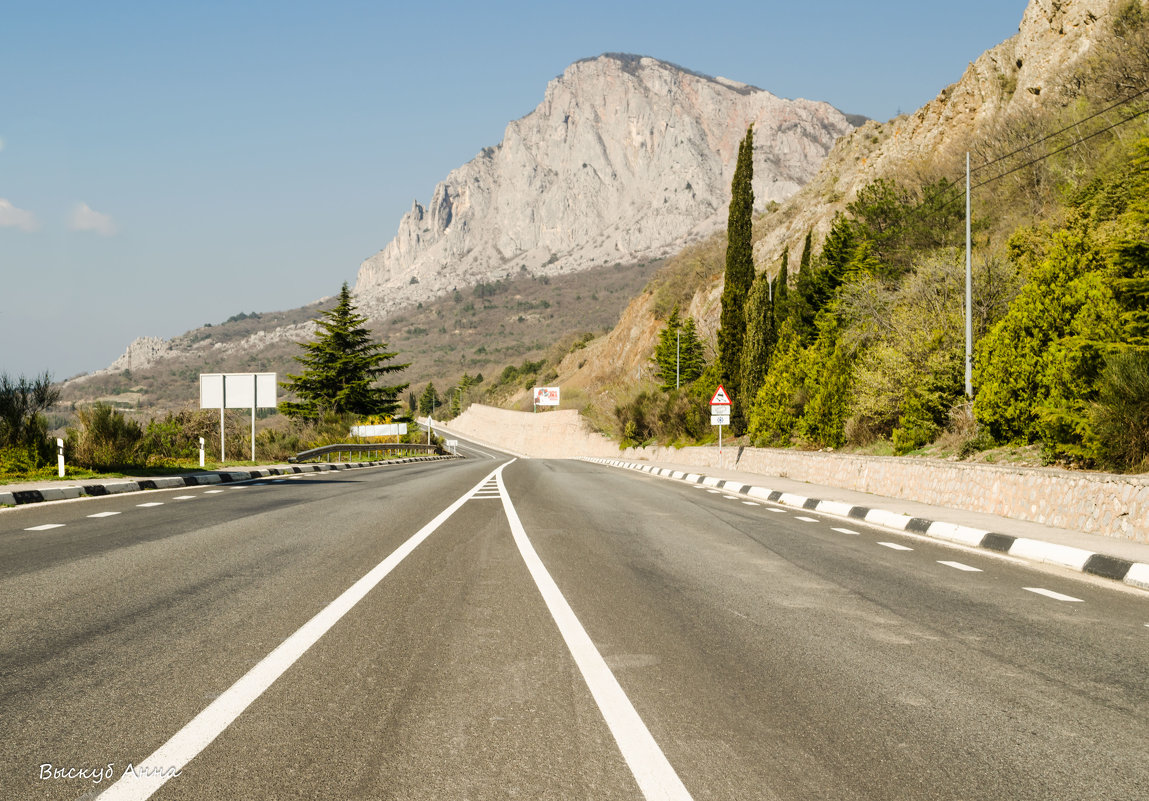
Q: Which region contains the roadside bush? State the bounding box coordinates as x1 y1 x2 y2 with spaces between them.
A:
0 372 60 468
70 403 145 470
1091 349 1149 471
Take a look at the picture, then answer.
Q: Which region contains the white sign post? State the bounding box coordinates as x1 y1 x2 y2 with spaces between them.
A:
57 437 64 478
200 373 277 463
710 385 732 464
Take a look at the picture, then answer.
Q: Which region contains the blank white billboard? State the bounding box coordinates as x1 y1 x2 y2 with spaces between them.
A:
200 373 278 409
350 423 408 437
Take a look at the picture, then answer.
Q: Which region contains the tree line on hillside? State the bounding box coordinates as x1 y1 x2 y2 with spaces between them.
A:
626 111 1149 471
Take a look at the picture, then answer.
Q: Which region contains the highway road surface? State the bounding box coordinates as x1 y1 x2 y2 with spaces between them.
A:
1 440 1146 800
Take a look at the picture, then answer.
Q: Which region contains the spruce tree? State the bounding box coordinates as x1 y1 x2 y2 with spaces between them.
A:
418 382 440 417
678 317 706 385
280 283 408 420
717 125 755 433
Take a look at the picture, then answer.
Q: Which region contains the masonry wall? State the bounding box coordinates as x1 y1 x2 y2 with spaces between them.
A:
440 404 1149 544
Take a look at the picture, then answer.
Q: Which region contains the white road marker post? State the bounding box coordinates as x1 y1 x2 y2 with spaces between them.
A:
199 437 205 468
56 437 64 478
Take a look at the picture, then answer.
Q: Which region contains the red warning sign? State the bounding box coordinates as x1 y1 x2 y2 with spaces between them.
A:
710 385 732 406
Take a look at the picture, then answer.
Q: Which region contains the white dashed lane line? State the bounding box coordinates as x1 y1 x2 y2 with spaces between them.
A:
173 496 197 500
24 523 64 531
742 501 760 506
1024 587 1084 602
878 542 914 551
87 511 121 518
832 527 860 536
204 490 225 494
766 508 785 513
794 516 819 523
939 560 982 572
137 502 164 507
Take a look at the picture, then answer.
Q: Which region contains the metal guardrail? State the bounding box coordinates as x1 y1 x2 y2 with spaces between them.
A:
290 442 441 463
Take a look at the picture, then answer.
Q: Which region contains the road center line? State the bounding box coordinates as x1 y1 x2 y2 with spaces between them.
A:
97 463 510 801
495 466 693 801
1024 587 1084 602
938 560 982 572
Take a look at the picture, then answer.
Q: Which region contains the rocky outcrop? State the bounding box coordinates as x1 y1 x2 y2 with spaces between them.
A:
355 54 855 316
753 0 1118 269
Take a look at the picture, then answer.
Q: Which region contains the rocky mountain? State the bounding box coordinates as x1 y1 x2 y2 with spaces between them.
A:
354 53 855 317
555 0 1135 403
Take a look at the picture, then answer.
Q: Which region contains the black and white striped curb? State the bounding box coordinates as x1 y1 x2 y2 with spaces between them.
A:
0 456 454 508
584 457 1149 592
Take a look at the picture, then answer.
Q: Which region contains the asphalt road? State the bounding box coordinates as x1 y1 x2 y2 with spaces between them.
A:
1 446 1146 800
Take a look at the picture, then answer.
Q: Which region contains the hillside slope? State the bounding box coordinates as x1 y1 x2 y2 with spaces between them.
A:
553 0 1131 421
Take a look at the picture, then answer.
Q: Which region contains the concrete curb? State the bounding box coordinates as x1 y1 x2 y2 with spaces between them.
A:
0 456 455 508
584 457 1149 592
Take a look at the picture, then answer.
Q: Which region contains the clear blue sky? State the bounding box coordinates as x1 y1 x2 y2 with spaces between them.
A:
0 0 1029 380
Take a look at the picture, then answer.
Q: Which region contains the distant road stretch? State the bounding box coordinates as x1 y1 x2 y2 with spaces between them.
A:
2 437 1146 800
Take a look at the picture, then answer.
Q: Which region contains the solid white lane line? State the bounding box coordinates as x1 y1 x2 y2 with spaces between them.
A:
1024 587 1084 602
938 560 982 572
831 527 859 536
878 542 913 551
87 511 122 518
24 523 64 531
97 463 510 801
137 502 164 508
496 468 693 801
794 516 818 523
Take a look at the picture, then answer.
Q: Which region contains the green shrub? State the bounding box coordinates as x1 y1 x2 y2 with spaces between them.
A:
70 403 145 470
1091 349 1149 471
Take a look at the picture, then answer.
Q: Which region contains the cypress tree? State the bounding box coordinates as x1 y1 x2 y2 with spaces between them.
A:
652 305 684 390
773 249 790 333
739 267 775 424
280 283 408 420
717 125 755 434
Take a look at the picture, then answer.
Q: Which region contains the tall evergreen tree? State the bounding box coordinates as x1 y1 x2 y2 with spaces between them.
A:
739 267 775 424
678 317 706 385
717 124 755 433
418 382 441 417
652 305 684 390
279 283 408 420
773 250 790 333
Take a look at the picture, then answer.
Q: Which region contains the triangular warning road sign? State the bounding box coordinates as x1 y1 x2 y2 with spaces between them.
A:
710 385 731 405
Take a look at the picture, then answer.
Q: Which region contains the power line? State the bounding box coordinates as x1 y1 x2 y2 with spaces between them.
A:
897 89 1149 222
970 86 1149 174
971 105 1149 191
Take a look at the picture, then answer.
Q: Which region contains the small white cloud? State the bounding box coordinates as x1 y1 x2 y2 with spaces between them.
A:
70 202 118 236
0 198 40 232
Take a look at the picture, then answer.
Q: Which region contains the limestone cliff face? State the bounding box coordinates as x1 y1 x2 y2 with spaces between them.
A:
354 54 854 315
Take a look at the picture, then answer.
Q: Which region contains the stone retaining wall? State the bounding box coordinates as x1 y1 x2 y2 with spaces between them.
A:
441 404 1149 544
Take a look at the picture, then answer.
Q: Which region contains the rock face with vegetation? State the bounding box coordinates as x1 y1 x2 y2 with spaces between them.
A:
354 53 854 316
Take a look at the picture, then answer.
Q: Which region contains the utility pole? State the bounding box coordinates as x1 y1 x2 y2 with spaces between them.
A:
965 152 973 399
